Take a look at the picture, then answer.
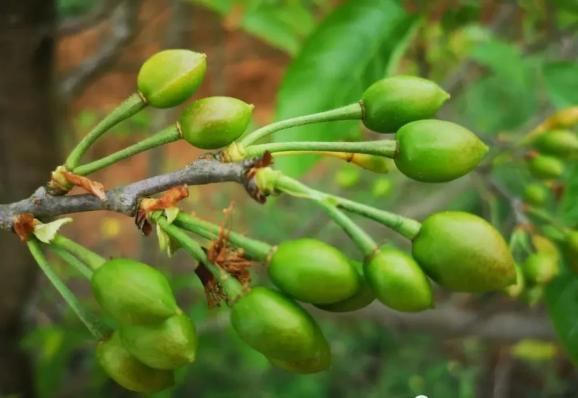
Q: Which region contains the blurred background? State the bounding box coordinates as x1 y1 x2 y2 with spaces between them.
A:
1 0 578 397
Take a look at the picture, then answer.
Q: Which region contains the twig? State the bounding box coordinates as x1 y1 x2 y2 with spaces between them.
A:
57 0 120 36
0 158 252 231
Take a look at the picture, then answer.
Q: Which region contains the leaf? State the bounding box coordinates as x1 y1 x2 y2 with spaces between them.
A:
165 207 181 224
273 0 417 176
33 218 73 244
544 274 578 365
559 163 578 222
543 62 578 109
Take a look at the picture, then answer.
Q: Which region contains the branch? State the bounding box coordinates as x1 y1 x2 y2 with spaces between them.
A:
59 0 141 100
0 158 251 231
57 0 120 36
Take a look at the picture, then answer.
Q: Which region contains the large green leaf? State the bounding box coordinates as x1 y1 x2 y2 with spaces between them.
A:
273 0 418 176
543 61 578 109
544 274 578 365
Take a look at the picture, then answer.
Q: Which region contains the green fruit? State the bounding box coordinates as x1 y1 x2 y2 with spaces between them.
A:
534 129 578 157
91 258 178 324
394 119 488 182
230 287 330 370
97 332 174 393
315 260 375 312
365 247 433 312
523 253 559 284
269 340 331 374
179 96 253 149
268 239 360 304
504 263 525 298
523 183 549 207
361 75 450 133
119 314 197 370
412 211 516 292
137 49 207 108
528 154 565 179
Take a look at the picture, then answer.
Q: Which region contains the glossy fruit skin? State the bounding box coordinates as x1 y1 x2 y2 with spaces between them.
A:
268 239 360 304
137 49 206 108
119 314 197 370
534 129 578 158
230 287 330 369
528 154 565 179
315 260 375 312
361 76 450 133
91 258 178 325
523 253 559 284
269 340 331 374
412 211 516 292
97 332 174 393
523 183 549 207
365 247 433 312
395 119 488 182
179 96 253 149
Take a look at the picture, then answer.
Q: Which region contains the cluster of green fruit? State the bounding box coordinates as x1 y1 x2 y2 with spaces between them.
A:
92 259 197 393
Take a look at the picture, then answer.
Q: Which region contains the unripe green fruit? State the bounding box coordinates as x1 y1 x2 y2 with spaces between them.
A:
97 332 174 393
179 96 253 149
268 239 360 304
315 260 375 312
119 314 197 370
361 75 450 133
394 119 488 182
534 129 578 158
269 340 331 374
230 287 330 369
523 253 559 285
137 49 207 108
523 183 549 207
365 247 433 312
412 211 516 292
91 258 178 325
528 154 565 179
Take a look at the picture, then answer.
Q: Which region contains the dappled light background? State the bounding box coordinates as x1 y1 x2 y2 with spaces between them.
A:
2 0 578 397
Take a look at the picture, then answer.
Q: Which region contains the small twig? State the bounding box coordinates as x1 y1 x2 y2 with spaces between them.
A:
57 0 120 36
0 158 252 231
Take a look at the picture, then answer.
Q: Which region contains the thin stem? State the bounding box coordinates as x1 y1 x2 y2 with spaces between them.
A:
50 235 106 270
271 172 422 240
65 93 146 169
48 245 93 279
174 213 272 262
154 217 245 302
238 103 363 146
242 140 397 160
73 125 181 176
27 239 108 339
524 206 569 236
316 199 377 257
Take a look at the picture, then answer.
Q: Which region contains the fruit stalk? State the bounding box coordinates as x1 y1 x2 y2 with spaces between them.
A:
50 234 106 270
174 213 272 261
237 103 363 146
48 245 93 279
65 93 146 169
154 216 245 302
227 140 397 162
27 238 109 339
73 125 181 176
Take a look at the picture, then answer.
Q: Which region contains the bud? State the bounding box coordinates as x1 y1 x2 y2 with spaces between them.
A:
523 183 549 207
179 96 253 149
361 75 449 133
96 332 174 393
120 314 198 370
412 211 516 292
394 119 488 182
268 239 360 304
364 246 433 312
137 49 207 108
349 153 390 173
91 258 178 325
